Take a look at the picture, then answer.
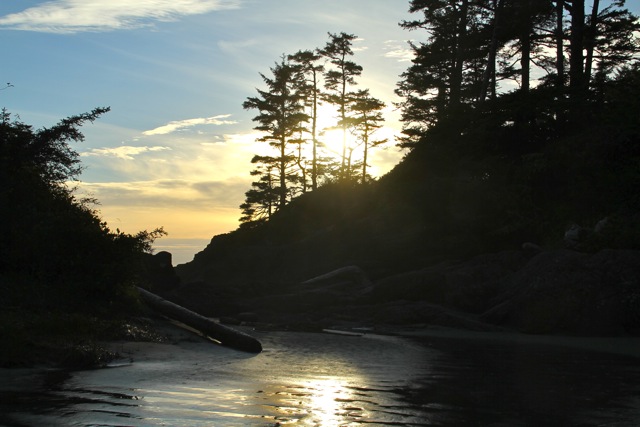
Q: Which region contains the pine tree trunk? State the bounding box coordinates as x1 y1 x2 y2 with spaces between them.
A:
479 0 502 104
450 0 469 109
555 0 567 131
584 0 600 86
569 0 586 126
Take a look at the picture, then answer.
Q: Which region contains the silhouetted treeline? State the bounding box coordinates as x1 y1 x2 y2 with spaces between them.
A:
182 1 640 287
240 32 388 226
0 108 164 312
238 1 639 242
389 0 640 247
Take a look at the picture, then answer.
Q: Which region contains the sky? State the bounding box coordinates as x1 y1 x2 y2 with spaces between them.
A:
0 0 417 264
1 1 637 265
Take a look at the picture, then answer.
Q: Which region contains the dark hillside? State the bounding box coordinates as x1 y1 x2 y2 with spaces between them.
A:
172 64 640 335
177 92 640 292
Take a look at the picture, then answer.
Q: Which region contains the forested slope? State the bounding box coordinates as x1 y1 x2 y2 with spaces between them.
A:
173 1 640 334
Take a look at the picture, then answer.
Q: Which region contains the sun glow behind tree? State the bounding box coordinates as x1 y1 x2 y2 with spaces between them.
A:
240 33 399 226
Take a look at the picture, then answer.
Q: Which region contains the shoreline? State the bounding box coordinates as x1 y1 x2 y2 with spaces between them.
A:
106 318 640 369
2 316 638 376
389 324 640 359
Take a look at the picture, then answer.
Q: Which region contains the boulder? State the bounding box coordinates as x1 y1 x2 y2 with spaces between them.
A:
369 250 533 313
143 251 180 290
563 223 588 249
481 249 640 335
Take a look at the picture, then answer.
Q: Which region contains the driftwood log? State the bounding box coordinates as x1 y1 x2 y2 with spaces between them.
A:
137 287 262 353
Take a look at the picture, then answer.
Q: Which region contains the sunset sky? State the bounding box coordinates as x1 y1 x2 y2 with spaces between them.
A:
1 1 636 264
1 0 415 264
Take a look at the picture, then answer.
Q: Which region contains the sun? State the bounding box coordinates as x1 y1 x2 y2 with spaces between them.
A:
313 104 361 163
319 127 346 158
287 102 399 177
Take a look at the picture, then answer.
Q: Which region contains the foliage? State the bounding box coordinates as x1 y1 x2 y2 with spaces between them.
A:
239 155 279 226
289 49 325 190
390 0 640 235
242 57 309 223
347 90 387 183
241 32 388 224
320 32 363 178
209 1 640 285
0 109 165 313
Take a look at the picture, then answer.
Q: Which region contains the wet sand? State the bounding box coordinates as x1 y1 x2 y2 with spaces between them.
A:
1 320 639 426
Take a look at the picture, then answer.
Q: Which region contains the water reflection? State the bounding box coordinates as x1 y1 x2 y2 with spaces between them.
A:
264 377 360 425
2 330 640 426
307 378 352 424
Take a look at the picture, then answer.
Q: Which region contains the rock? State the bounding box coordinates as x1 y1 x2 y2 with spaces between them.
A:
237 312 259 323
154 251 173 268
300 265 372 289
521 242 542 254
481 249 640 335
369 250 532 314
143 251 180 290
371 300 505 331
162 281 244 318
563 223 588 248
594 217 610 234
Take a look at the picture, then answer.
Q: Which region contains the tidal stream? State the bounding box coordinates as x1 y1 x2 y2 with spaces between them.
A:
1 327 640 426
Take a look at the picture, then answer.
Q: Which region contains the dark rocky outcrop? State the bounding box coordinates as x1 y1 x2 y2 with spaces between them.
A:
368 248 640 336
369 250 533 314
170 246 640 337
481 249 640 335
143 251 180 290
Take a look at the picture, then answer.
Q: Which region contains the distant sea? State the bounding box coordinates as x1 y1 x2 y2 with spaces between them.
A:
152 237 211 265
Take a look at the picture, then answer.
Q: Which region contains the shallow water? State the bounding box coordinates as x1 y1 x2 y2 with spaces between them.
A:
2 329 640 426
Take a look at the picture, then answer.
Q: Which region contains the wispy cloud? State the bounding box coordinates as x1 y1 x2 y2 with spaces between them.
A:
82 145 171 160
0 0 242 33
78 178 248 209
383 40 414 62
142 115 237 136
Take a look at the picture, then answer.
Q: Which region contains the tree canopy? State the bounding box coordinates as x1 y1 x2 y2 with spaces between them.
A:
237 0 639 248
0 108 164 311
240 33 388 226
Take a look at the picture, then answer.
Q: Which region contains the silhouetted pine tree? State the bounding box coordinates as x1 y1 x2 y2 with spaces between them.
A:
242 57 309 221
319 32 363 179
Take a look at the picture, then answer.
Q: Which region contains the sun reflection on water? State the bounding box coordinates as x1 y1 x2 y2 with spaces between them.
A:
306 378 354 425
266 376 366 426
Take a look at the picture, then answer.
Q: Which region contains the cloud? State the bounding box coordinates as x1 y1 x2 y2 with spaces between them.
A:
383 40 414 62
78 178 248 209
0 0 242 33
82 145 171 160
142 115 237 136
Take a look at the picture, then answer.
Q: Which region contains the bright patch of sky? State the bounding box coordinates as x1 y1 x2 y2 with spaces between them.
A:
2 1 636 264
0 0 415 264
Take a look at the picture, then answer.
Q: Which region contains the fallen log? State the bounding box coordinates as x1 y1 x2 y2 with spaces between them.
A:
136 287 262 353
